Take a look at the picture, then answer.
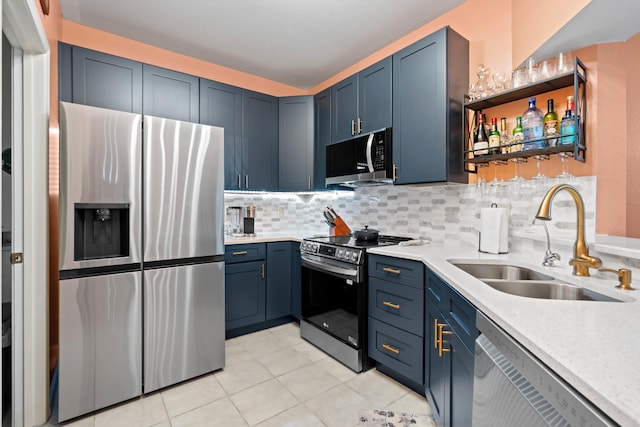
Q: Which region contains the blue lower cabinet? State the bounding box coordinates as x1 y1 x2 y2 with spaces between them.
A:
368 317 423 383
368 277 424 336
291 242 302 319
266 242 292 320
225 260 266 330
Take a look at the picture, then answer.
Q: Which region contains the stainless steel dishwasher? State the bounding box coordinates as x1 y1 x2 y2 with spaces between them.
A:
473 312 615 427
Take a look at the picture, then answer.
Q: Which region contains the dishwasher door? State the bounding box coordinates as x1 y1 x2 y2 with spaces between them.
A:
473 313 615 427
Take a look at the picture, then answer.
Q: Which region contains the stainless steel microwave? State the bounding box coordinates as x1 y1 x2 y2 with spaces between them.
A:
325 128 393 187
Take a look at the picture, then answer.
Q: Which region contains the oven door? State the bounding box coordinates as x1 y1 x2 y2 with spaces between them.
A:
301 253 365 349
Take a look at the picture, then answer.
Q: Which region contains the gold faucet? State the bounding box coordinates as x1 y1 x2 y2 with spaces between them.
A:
535 184 602 276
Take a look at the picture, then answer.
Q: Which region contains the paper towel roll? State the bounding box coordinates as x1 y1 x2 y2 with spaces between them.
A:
479 207 509 254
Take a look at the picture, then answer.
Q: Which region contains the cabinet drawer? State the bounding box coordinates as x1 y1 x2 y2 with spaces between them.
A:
426 270 449 314
445 287 477 352
369 277 424 337
368 255 424 288
225 243 266 264
368 317 423 383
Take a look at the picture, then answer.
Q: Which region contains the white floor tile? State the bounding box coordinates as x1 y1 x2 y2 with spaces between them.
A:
229 378 299 426
226 341 255 366
386 391 432 417
215 359 274 395
292 340 329 362
314 356 359 383
277 363 342 402
255 404 325 427
60 415 95 427
160 374 226 418
257 347 313 377
170 396 248 427
305 383 374 427
347 369 412 407
242 333 290 358
94 393 168 427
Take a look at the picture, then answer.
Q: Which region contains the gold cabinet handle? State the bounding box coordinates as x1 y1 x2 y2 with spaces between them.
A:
434 319 439 348
438 323 453 358
261 263 265 279
232 250 248 255
383 267 401 275
393 164 398 181
238 174 242 188
357 117 362 134
382 301 400 310
382 344 400 355
245 175 249 189
351 119 356 135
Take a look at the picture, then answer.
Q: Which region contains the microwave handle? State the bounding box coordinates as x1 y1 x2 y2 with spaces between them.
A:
365 133 375 173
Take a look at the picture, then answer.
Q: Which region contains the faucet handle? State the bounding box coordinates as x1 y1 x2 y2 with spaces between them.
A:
569 255 603 275
599 267 634 290
543 250 561 266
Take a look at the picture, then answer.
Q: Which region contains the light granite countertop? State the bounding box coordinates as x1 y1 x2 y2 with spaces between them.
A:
367 243 640 427
224 232 308 245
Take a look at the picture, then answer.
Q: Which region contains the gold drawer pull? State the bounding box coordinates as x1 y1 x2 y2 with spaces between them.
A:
232 250 248 255
383 267 401 275
382 344 400 355
382 301 400 310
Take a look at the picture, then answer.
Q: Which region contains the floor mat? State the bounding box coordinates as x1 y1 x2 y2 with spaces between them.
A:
358 409 435 426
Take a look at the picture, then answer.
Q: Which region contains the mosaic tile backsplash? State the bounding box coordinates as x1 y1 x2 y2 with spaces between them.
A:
224 176 597 248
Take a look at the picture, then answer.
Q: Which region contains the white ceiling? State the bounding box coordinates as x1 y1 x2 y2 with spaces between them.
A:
59 0 466 90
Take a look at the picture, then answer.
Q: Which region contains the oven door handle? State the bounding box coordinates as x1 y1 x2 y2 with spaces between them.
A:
301 255 358 281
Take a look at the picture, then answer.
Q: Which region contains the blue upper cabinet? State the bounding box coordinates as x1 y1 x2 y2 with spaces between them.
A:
143 64 199 123
59 43 143 113
331 57 392 143
313 88 331 190
279 96 314 192
392 27 468 185
200 79 243 190
242 90 279 191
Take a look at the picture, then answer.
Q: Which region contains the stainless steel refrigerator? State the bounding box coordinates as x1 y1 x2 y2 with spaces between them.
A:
58 102 143 422
142 115 225 393
58 103 225 420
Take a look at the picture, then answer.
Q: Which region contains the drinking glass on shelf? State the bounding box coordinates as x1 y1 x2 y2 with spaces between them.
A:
539 59 556 79
512 68 528 88
531 154 549 180
555 51 574 74
556 152 574 180
526 57 539 83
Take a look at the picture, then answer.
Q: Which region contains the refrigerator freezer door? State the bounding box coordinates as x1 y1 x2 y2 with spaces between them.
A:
58 271 142 422
59 102 142 270
143 116 224 261
144 262 225 392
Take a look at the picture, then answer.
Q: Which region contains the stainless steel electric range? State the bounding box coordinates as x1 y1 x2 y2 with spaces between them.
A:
299 234 411 372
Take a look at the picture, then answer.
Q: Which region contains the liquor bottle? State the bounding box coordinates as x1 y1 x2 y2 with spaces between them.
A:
488 117 500 155
499 117 510 154
560 96 575 145
543 98 559 147
521 97 544 150
511 116 524 153
473 111 489 156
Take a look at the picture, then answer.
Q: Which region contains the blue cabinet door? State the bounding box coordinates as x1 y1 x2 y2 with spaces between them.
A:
448 332 474 427
358 57 392 133
266 242 292 319
225 260 266 331
393 27 468 185
200 79 243 190
331 74 358 143
143 64 199 122
291 242 301 320
313 88 330 190
426 299 448 427
242 90 279 191
279 96 314 191
60 44 143 113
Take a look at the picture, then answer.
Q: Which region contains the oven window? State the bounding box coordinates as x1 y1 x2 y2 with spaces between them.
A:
301 266 363 348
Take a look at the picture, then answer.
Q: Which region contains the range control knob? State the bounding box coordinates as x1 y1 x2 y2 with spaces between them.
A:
350 252 359 262
337 248 345 259
312 244 319 253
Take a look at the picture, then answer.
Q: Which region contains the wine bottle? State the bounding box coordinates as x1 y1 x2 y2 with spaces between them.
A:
473 111 489 156
511 116 524 153
499 117 510 154
488 117 500 155
560 96 575 145
543 98 559 147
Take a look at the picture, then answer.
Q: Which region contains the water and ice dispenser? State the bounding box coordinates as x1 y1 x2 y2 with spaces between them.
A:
74 203 130 261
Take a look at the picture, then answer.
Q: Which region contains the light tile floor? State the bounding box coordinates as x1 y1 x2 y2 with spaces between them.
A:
59 322 435 427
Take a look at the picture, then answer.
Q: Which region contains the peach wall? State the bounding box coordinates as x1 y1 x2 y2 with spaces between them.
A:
511 0 590 67
626 33 640 238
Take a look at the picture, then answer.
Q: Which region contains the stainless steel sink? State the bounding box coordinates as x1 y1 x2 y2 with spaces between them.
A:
451 262 554 281
449 261 623 302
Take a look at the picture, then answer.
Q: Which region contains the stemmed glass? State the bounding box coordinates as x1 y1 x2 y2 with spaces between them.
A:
531 155 549 180
476 162 490 195
556 152 574 180
508 157 526 198
489 160 507 186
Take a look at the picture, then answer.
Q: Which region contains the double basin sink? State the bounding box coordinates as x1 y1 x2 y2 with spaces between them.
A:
449 261 623 302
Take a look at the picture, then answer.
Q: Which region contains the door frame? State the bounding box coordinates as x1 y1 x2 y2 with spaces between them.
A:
2 0 50 426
